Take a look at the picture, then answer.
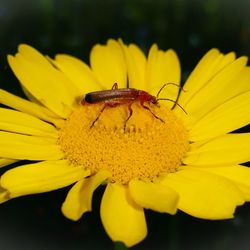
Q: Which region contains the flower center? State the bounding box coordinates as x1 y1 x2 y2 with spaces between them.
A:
58 102 189 184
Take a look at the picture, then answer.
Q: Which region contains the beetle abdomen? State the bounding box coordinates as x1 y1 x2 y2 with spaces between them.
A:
84 88 138 104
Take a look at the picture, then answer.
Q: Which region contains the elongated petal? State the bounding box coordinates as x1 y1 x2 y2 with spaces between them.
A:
52 54 103 93
0 131 57 144
120 41 146 89
100 183 147 247
189 91 250 141
184 58 249 124
8 45 81 118
18 44 53 67
62 170 111 221
0 188 10 204
0 108 58 137
188 165 250 200
18 44 81 99
0 158 18 168
146 44 181 108
160 168 244 219
184 133 250 165
0 89 63 127
129 179 178 214
90 39 127 89
0 132 63 160
197 165 250 188
0 144 63 160
178 49 235 108
1 160 90 197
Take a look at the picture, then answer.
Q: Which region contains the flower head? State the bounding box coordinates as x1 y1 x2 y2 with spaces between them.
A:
0 40 250 247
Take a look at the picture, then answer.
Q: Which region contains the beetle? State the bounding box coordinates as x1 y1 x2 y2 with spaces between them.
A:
81 83 186 130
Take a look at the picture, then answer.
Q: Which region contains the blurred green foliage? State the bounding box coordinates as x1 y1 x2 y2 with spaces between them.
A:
0 0 250 64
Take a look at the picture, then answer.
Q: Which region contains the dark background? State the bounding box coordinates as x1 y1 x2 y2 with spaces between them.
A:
0 0 250 249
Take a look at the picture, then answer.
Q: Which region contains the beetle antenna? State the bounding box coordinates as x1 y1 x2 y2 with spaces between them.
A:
157 98 187 115
156 84 167 99
156 83 186 99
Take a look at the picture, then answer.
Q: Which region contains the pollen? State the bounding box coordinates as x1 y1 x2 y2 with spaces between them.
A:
58 102 189 184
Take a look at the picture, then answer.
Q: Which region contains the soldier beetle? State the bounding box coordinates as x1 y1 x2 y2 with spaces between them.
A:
81 83 186 130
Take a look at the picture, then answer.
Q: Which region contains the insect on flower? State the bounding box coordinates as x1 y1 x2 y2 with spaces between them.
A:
81 83 186 130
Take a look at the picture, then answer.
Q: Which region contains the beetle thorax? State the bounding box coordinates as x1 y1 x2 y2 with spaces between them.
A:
138 91 156 104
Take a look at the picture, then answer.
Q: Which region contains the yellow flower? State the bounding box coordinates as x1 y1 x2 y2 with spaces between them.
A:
0 39 250 247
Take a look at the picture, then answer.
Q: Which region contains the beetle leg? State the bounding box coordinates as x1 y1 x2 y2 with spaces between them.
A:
111 82 118 90
141 103 165 123
124 102 133 131
90 104 106 128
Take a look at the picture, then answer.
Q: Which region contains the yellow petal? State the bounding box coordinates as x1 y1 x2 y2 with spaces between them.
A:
90 39 127 89
0 188 10 204
184 133 250 166
184 57 248 124
0 131 57 144
146 44 181 108
0 131 63 160
100 183 147 247
160 168 244 219
0 144 63 160
119 41 146 89
0 158 18 168
18 44 81 96
145 44 158 86
52 54 104 93
178 49 235 108
189 91 250 141
198 165 250 188
129 179 178 214
18 44 53 67
8 45 81 118
189 165 250 201
0 89 63 127
21 84 46 106
0 107 58 137
62 170 111 221
1 160 90 197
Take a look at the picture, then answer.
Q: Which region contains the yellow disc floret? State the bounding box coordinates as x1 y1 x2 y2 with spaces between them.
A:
58 102 189 184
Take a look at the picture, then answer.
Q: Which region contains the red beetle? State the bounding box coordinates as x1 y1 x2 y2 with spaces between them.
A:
81 83 186 130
